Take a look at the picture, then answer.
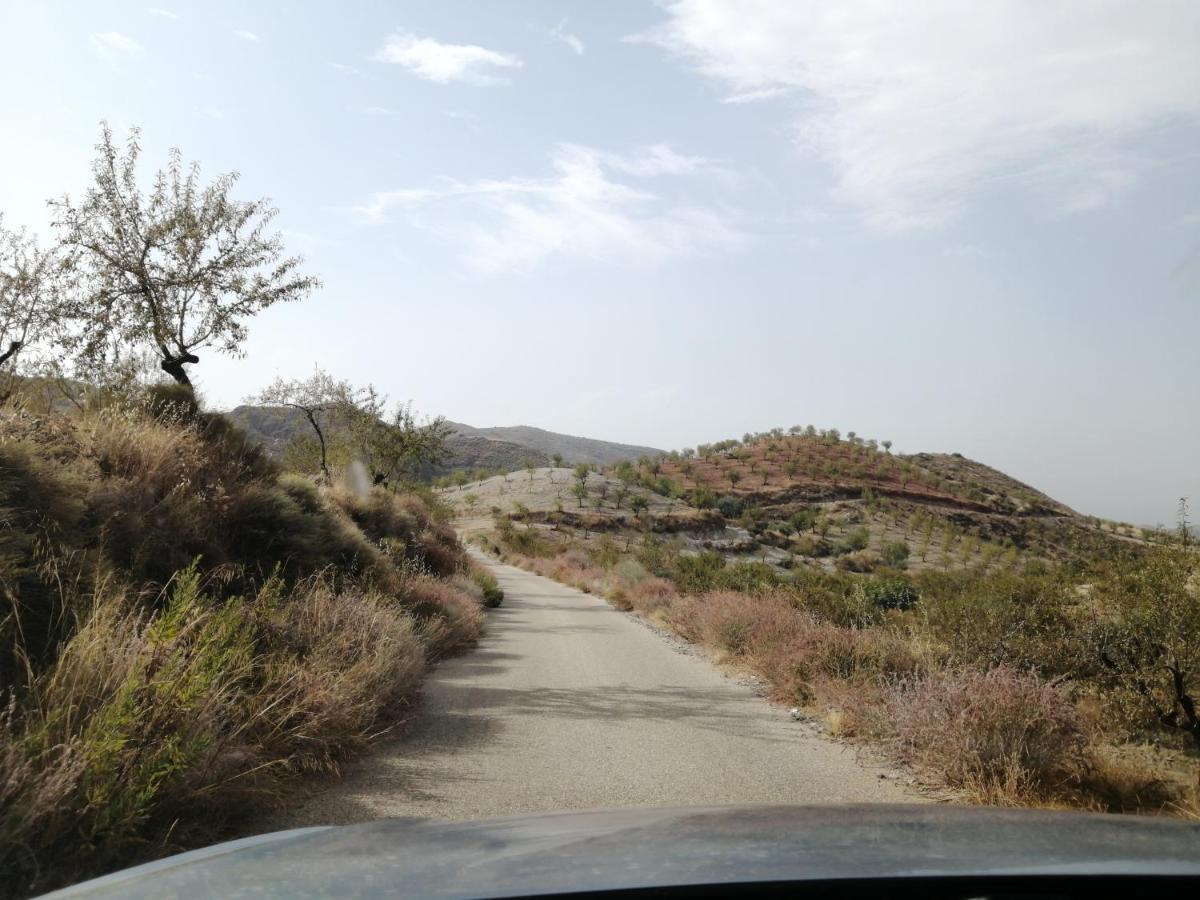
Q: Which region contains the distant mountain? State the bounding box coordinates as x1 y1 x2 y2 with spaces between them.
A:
446 422 661 466
225 406 651 477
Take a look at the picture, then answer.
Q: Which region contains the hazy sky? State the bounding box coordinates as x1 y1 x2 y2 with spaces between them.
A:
2 1 1198 525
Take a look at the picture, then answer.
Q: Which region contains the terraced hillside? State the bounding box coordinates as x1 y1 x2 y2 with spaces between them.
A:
458 427 1147 575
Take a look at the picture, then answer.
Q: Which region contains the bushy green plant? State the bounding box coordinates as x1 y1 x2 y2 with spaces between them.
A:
864 577 919 611
716 495 743 518
835 526 870 555
671 551 726 594
881 539 911 568
472 570 504 608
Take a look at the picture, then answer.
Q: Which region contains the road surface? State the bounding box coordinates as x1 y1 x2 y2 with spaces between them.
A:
272 553 920 825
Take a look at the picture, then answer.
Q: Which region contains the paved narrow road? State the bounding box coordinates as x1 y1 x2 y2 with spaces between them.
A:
275 554 919 826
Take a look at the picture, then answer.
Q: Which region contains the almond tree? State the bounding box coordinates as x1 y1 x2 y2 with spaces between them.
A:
0 220 62 379
51 125 318 387
249 368 357 479
345 387 452 487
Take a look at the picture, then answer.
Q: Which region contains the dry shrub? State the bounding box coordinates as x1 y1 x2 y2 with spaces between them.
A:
682 590 804 658
625 576 677 616
835 549 882 573
252 578 427 772
888 665 1088 800
810 677 891 739
0 568 433 896
755 620 922 705
402 575 483 657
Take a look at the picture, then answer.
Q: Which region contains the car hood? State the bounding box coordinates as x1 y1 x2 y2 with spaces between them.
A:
46 804 1200 899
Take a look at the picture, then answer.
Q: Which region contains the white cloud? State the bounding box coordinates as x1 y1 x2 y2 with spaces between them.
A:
329 61 362 75
358 106 394 117
147 8 179 20
354 144 744 272
233 29 261 43
374 31 522 85
550 20 584 56
638 0 1200 228
90 32 144 55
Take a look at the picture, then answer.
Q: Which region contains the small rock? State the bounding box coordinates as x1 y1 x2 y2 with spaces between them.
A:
789 708 803 720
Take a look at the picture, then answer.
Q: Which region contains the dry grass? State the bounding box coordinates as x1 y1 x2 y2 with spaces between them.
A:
0 396 484 896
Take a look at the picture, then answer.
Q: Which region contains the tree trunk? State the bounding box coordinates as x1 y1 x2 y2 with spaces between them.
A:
303 410 330 480
160 351 200 387
0 341 21 368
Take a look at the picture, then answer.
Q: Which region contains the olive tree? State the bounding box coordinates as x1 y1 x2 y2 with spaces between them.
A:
51 125 318 387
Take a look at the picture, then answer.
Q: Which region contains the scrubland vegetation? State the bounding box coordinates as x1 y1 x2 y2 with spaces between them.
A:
0 128 494 895
472 430 1199 816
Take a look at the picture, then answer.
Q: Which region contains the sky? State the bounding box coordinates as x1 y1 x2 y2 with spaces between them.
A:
1 1 1198 526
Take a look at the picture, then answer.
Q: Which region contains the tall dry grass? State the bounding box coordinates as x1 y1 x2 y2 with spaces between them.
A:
0 395 485 895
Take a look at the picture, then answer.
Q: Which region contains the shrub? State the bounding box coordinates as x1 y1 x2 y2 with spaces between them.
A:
716 560 783 594
625 576 677 616
888 666 1088 798
471 569 504 608
670 551 726 594
864 577 919 611
793 534 833 558
835 526 870 554
0 568 432 895
834 550 881 573
881 540 910 568
716 495 743 518
755 618 922 705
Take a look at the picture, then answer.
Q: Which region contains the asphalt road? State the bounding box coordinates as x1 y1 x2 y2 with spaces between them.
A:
273 553 919 826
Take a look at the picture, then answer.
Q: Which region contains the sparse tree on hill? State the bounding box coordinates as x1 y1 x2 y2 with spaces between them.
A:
524 458 536 482
728 470 741 489
882 440 892 454
52 125 318 387
552 453 564 468
629 494 649 517
249 367 357 479
571 482 588 507
345 390 452 488
574 462 590 485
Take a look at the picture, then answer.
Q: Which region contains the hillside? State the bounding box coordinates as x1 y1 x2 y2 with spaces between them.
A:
447 422 661 466
455 427 1144 575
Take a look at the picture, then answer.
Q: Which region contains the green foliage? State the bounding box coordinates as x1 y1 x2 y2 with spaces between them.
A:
716 495 743 518
835 526 870 555
716 561 782 594
1085 546 1200 746
691 486 716 509
789 507 818 532
671 551 726 594
863 577 919 611
881 540 911 568
472 570 504 608
52 124 318 387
